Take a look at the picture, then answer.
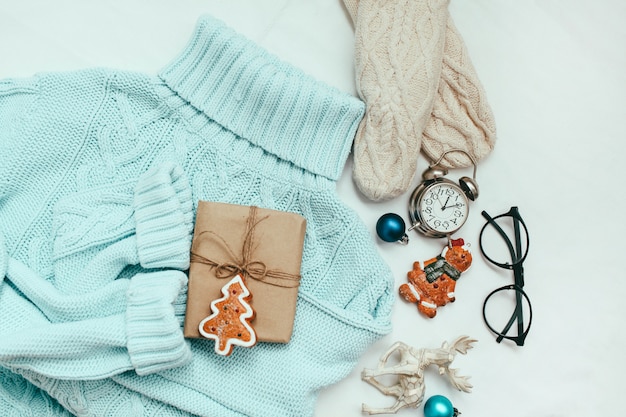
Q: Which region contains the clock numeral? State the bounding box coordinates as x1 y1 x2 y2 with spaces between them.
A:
433 220 452 230
424 198 433 206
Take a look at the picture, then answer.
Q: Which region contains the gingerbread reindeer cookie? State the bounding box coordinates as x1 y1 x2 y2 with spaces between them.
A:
399 238 472 318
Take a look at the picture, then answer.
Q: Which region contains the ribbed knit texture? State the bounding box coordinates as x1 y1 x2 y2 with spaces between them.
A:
134 164 194 270
0 15 393 417
344 0 497 201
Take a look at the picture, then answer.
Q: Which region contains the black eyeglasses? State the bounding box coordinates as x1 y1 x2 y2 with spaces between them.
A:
479 206 532 346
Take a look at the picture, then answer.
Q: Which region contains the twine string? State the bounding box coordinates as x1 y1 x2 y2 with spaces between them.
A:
189 206 300 288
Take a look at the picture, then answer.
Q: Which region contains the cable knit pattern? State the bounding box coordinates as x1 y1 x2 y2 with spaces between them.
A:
0 368 71 417
345 0 496 200
0 15 393 417
422 15 497 167
349 0 448 201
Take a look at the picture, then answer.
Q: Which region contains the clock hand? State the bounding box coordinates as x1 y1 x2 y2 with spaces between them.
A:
434 195 445 210
443 202 462 210
441 196 450 210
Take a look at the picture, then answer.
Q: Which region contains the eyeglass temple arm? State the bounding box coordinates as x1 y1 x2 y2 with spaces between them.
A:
493 268 526 347
495 287 526 346
513 212 525 287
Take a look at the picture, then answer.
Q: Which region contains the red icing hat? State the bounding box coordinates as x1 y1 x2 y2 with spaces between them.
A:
451 238 465 247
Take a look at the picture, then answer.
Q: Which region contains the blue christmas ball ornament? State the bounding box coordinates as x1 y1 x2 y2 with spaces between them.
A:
423 395 457 417
376 213 408 244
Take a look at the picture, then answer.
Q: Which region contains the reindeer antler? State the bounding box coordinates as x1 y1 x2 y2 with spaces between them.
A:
439 336 476 393
445 367 473 392
449 335 477 355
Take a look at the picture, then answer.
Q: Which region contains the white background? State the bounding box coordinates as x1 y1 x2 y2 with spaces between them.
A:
1 1 625 416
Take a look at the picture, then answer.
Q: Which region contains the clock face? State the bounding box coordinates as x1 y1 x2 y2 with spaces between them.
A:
419 182 469 234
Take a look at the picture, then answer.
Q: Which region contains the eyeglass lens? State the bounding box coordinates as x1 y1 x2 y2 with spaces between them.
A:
479 208 528 268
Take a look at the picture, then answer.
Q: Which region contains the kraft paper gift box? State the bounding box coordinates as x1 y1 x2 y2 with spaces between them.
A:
184 201 306 343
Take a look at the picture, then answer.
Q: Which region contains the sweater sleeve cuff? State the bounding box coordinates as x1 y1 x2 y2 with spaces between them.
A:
126 270 192 376
133 162 194 270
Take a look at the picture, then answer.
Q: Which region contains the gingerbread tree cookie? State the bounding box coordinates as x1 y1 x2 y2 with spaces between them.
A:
199 274 257 356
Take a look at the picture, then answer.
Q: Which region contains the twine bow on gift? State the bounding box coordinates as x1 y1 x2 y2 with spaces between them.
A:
189 206 301 288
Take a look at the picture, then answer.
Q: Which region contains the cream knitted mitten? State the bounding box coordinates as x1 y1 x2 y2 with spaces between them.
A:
422 15 497 168
344 0 497 201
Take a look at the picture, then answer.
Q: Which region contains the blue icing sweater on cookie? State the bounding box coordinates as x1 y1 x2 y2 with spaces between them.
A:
0 15 393 417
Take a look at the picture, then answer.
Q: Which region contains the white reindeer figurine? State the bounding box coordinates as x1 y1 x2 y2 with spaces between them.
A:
361 336 476 415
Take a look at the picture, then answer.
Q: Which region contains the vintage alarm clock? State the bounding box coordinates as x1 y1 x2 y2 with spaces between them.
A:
408 150 479 239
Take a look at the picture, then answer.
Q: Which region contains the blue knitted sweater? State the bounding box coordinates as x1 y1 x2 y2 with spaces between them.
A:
0 15 393 417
